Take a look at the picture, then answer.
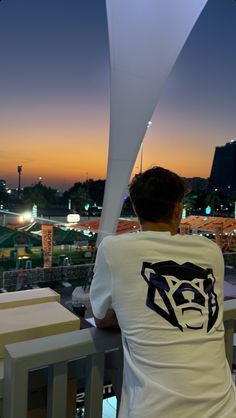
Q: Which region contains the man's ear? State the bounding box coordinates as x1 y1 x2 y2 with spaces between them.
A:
174 201 182 221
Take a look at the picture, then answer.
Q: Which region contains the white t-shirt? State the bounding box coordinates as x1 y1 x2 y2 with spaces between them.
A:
90 231 236 418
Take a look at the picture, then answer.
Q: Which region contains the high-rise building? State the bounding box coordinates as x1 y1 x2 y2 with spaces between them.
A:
208 140 236 197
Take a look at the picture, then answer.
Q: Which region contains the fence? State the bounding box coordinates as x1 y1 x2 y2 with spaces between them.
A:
2 264 94 291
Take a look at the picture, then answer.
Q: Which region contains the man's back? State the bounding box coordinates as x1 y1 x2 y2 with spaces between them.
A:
91 231 236 418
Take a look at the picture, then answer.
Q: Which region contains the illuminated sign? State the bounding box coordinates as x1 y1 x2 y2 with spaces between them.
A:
67 214 80 223
32 204 37 218
42 224 53 268
205 206 211 215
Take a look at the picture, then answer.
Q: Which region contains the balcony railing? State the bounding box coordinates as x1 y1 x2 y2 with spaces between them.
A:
1 299 236 418
2 327 123 418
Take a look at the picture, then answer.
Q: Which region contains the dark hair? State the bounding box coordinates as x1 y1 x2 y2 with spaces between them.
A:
129 166 185 223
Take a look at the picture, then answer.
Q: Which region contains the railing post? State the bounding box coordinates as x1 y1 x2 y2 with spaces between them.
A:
84 352 105 418
106 349 123 417
3 351 28 418
47 361 68 418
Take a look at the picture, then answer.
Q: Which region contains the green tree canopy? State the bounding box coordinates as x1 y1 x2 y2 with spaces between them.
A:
0 181 9 206
62 179 105 212
205 190 221 216
22 181 58 209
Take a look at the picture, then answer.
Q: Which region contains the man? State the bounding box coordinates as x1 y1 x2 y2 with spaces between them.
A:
90 166 236 418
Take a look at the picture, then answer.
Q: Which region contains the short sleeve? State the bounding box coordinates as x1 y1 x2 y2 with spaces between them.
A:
90 239 112 319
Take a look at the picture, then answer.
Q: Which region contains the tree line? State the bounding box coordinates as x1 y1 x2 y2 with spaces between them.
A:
0 179 107 215
0 178 235 217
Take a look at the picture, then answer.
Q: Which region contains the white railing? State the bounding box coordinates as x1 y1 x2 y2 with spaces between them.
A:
2 327 123 418
1 299 236 418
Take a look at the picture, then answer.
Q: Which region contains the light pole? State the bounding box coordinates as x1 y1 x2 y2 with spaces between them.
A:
139 121 152 174
17 165 22 198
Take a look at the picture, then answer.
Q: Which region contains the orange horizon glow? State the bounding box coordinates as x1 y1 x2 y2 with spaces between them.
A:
1 130 213 192
0 101 227 191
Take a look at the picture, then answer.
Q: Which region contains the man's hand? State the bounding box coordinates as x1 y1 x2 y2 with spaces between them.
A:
94 309 119 329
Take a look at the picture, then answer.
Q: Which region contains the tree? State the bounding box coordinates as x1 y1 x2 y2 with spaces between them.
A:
0 185 8 206
194 190 207 211
62 179 105 213
69 187 93 213
183 192 197 213
22 181 58 209
87 179 105 206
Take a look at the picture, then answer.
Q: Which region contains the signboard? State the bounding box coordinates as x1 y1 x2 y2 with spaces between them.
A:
76 383 115 408
179 223 190 235
67 213 80 223
41 224 53 268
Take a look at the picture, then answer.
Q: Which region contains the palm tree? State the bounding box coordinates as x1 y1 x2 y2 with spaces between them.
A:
183 192 197 214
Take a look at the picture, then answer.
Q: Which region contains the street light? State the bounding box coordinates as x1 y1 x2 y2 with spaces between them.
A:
139 121 152 174
17 165 22 197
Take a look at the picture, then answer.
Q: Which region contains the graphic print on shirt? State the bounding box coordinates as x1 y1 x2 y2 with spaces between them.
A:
141 261 219 332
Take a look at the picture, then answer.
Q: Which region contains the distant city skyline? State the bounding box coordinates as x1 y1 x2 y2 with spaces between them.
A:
0 0 236 190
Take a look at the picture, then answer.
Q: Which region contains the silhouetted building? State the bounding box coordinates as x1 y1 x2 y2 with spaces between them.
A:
0 179 6 190
208 140 236 197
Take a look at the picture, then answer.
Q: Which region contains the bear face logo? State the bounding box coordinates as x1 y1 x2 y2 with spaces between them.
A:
141 261 219 332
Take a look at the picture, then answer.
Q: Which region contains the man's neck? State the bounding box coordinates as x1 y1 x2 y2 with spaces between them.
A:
140 220 177 235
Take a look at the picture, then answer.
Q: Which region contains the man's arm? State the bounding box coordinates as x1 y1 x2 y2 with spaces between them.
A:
90 239 119 328
94 308 119 329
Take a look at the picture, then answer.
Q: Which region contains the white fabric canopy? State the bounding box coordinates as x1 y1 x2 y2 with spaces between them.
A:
98 0 208 244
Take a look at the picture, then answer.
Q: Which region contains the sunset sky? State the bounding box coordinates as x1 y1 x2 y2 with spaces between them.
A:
0 0 236 191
